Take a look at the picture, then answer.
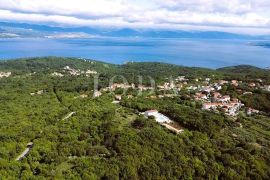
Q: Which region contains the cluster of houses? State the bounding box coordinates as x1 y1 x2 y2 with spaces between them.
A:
175 76 189 82
63 66 80 76
185 79 224 92
63 66 97 76
193 86 244 116
229 78 270 93
95 81 180 99
0 71 11 78
190 79 264 116
91 74 266 116
157 82 182 91
202 99 244 116
96 83 154 98
99 77 188 93
51 66 97 77
107 83 155 91
101 83 136 91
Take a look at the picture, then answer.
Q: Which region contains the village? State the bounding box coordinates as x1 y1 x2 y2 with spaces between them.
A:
1 66 269 136
2 65 268 119
86 73 270 134
51 65 98 77
92 74 270 119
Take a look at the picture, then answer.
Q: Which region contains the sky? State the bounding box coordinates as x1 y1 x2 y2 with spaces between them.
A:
0 0 270 35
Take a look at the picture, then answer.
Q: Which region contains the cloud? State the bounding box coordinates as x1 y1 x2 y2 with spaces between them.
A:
154 0 270 14
0 0 270 35
0 32 19 38
45 32 96 39
0 0 135 17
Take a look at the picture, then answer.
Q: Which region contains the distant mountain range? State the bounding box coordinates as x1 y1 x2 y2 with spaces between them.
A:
255 42 270 48
1 22 270 40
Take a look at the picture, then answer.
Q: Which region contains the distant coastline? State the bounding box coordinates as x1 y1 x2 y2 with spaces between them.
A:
254 42 270 48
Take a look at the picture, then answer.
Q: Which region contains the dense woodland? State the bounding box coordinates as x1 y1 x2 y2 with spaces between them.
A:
0 57 270 179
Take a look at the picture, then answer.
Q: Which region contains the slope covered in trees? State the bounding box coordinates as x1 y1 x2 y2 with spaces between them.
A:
0 57 269 179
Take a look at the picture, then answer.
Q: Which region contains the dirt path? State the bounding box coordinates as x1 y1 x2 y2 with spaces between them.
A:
15 142 33 161
62 112 76 120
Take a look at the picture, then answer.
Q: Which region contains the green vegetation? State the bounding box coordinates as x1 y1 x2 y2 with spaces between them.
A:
0 57 269 179
218 65 270 82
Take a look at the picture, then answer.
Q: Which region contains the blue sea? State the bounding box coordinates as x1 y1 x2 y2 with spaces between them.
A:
0 37 269 69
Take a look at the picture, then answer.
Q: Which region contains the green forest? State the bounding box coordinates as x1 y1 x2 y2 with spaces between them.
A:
0 57 270 179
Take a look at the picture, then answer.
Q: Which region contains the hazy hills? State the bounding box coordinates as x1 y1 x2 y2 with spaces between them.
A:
1 22 269 40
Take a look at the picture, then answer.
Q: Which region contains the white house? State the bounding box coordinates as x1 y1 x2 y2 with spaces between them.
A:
194 92 208 101
144 110 184 134
144 110 172 123
264 85 270 92
202 86 214 93
202 103 220 110
85 70 97 75
218 95 231 103
214 84 222 90
219 80 229 85
63 66 71 70
0 72 11 78
115 95 122 101
93 90 102 98
51 72 64 77
246 108 259 116
175 76 189 82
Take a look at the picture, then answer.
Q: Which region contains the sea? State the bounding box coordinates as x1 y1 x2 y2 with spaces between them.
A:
0 37 269 69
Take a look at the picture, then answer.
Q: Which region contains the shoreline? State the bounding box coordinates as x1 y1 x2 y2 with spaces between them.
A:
0 56 268 70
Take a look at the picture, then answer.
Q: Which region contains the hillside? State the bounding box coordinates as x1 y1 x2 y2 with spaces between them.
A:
0 57 118 73
217 65 270 82
0 57 270 179
218 65 264 73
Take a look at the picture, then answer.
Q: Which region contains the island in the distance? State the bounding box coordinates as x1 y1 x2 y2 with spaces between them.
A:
0 57 270 179
253 42 270 48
